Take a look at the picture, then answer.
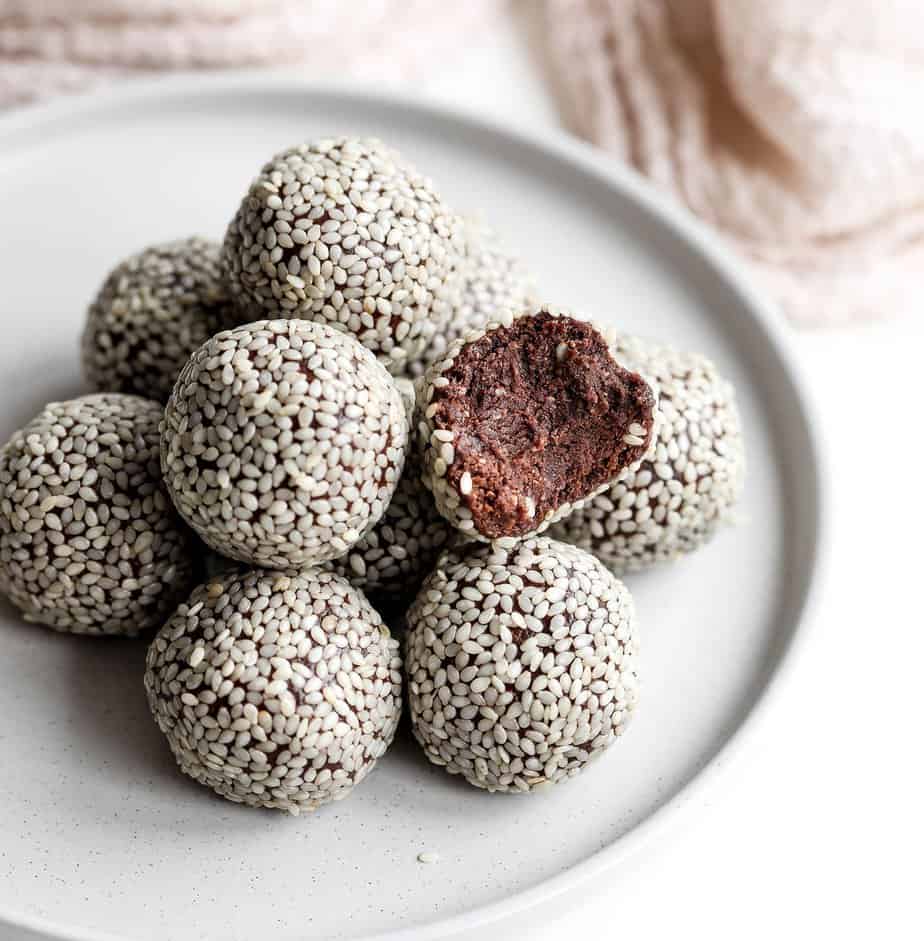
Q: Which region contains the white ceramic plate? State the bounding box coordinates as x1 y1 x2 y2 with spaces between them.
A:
0 77 825 941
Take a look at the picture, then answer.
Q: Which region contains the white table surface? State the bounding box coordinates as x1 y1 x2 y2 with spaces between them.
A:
415 12 921 941
1 11 920 941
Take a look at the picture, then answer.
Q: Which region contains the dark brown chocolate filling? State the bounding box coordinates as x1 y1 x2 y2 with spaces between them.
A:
432 312 655 539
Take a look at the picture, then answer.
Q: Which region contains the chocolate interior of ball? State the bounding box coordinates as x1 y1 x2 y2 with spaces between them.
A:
433 312 655 538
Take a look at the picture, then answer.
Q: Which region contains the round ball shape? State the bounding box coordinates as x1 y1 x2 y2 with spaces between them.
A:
221 137 465 374
404 220 536 379
161 319 409 569
145 567 402 814
82 237 238 403
550 337 745 573
0 393 197 636
406 536 639 793
415 307 657 545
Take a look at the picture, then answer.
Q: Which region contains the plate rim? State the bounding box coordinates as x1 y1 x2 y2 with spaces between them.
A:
0 73 831 941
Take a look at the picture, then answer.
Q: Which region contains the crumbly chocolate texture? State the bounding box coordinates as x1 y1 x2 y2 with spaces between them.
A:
550 336 745 573
145 567 402 814
0 394 198 636
403 219 536 379
420 309 656 542
405 536 639 792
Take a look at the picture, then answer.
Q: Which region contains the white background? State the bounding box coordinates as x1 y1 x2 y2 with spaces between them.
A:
0 12 920 941
415 13 922 941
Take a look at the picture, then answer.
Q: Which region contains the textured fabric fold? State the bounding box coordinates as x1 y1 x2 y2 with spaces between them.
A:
0 0 501 104
545 0 924 324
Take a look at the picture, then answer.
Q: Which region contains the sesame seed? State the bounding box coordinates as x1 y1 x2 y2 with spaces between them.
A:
329 381 452 603
405 536 639 793
0 394 197 636
550 338 745 574
413 306 657 546
403 219 535 382
222 138 465 375
145 567 402 815
161 320 408 569
81 238 238 404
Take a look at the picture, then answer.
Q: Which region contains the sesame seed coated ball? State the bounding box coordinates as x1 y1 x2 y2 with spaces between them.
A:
81 237 238 403
329 377 454 604
403 220 536 379
406 536 639 793
161 319 408 569
416 307 657 544
0 394 197 636
550 337 745 573
221 137 465 374
145 567 403 815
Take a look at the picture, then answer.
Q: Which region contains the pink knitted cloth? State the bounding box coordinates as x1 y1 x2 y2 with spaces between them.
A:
3 0 919 325
0 0 499 102
546 0 924 325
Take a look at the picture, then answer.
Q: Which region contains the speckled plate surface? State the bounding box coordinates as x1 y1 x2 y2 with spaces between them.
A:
0 77 825 941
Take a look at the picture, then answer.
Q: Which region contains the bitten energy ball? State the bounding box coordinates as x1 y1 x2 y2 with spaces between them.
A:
406 536 639 793
417 307 657 543
222 137 465 374
404 220 536 379
0 394 197 636
161 319 408 569
330 377 454 603
145 567 402 814
82 237 238 403
551 337 745 572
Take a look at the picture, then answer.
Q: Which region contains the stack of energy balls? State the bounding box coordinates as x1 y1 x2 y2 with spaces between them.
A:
0 137 744 812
